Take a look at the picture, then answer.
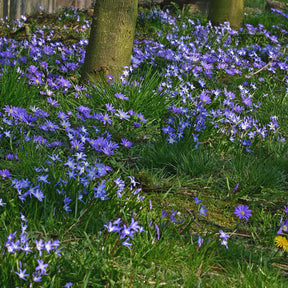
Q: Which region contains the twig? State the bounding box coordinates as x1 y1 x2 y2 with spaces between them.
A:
229 231 251 238
272 262 288 270
60 237 85 243
200 138 216 144
248 54 280 77
63 202 92 235
185 208 233 230
196 261 203 277
249 61 274 76
136 273 167 286
110 238 120 257
238 196 286 205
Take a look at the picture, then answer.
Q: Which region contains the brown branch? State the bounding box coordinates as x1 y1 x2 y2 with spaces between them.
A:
271 262 288 270
248 54 280 77
63 202 93 235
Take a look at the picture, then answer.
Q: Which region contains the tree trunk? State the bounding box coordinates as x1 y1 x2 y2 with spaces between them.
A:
81 0 138 83
208 0 244 30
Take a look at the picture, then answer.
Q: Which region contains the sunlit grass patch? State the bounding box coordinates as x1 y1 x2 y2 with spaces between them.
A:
0 3 288 287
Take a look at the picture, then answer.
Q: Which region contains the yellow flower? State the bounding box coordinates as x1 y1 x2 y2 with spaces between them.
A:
274 236 288 251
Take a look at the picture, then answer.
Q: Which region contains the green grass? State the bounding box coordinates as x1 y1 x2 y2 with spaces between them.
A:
245 0 267 9
0 3 288 287
0 64 41 107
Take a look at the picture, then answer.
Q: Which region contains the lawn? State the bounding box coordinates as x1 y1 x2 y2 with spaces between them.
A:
0 1 288 287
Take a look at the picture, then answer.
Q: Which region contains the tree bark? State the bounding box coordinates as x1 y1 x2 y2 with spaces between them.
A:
208 0 244 30
81 0 138 83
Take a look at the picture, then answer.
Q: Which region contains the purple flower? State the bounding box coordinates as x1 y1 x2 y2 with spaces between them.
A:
73 152 87 161
116 110 130 121
45 120 59 132
115 92 129 100
194 197 202 204
36 174 50 184
36 239 44 256
93 181 107 200
43 45 54 55
0 169 11 179
104 221 121 233
136 113 146 123
120 138 132 148
30 76 43 86
114 177 125 197
277 218 288 234
199 205 207 216
105 103 115 113
120 225 134 239
32 188 45 202
3 105 16 116
199 91 211 104
0 198 6 207
284 206 288 214
70 140 85 151
5 153 15 160
35 259 48 275
40 61 48 69
57 76 72 89
198 236 203 248
155 223 160 240
221 238 229 249
161 210 169 219
45 240 53 253
47 97 59 107
129 217 143 232
219 230 229 243
232 183 239 194
106 74 114 83
122 238 132 249
128 176 139 187
57 111 68 120
234 204 252 221
101 113 112 125
15 267 29 280
32 272 42 282
128 110 135 116
242 97 252 107
149 199 153 210
63 195 72 212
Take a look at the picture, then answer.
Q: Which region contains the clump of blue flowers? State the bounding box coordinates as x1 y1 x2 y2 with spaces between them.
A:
1 213 61 285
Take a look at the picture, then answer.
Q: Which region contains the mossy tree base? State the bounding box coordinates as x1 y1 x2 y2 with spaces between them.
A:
208 0 244 30
81 0 138 83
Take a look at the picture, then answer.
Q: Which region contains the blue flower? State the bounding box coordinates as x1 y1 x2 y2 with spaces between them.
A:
0 169 11 179
194 197 202 205
198 236 203 248
35 259 48 275
115 110 130 121
234 204 252 221
120 138 132 148
115 92 129 100
15 265 29 281
277 218 288 234
199 205 207 216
